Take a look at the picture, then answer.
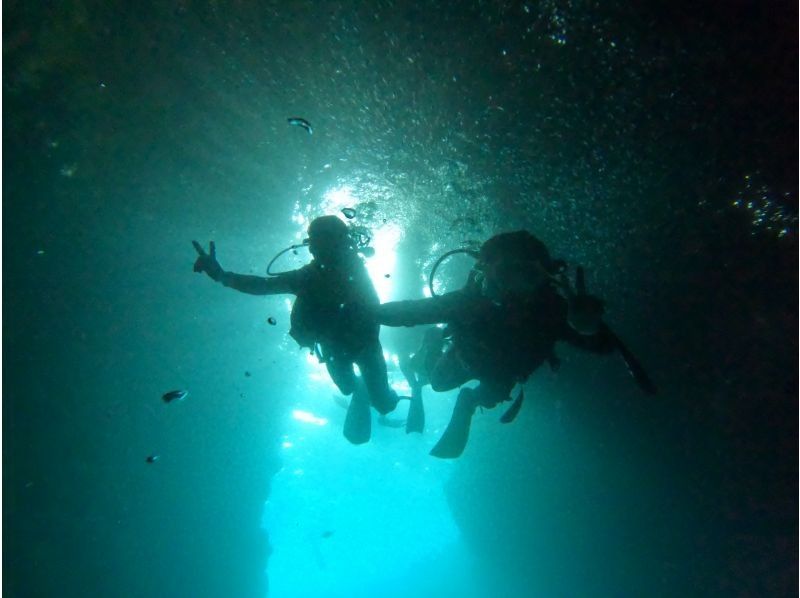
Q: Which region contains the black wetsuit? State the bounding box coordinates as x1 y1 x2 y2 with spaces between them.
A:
377 283 616 407
221 252 396 413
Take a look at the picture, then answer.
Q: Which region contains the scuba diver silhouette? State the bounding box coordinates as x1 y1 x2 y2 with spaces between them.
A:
374 230 656 458
192 215 419 444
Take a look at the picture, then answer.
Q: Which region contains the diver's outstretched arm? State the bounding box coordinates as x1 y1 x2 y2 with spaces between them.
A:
554 266 606 335
375 292 465 327
606 327 658 395
220 272 295 295
555 266 656 395
192 240 296 295
564 322 657 395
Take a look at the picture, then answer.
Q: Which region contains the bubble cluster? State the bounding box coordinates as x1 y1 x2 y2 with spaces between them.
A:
730 172 797 238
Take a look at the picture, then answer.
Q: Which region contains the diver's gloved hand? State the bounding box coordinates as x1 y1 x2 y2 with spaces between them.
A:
192 240 225 282
556 266 605 335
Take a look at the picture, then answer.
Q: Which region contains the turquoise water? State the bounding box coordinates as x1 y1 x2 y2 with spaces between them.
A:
4 2 797 596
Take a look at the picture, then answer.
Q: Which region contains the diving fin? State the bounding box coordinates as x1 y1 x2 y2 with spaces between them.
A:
405 386 425 434
612 333 657 395
430 389 476 459
499 387 525 424
343 384 371 445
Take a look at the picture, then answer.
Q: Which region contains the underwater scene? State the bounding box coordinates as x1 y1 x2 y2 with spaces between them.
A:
4 1 797 597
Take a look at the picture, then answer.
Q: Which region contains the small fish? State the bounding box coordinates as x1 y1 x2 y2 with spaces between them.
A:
287 117 313 135
267 317 277 326
245 371 252 377
384 273 391 278
321 530 334 539
162 389 188 403
341 207 356 219
146 455 160 464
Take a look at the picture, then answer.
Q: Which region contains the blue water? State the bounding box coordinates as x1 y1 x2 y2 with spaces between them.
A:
4 2 797 597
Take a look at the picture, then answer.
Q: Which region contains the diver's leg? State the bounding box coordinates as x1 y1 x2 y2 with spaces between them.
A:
357 340 399 415
326 355 356 396
417 327 445 387
473 380 514 409
429 349 472 392
399 354 420 391
326 354 371 444
398 328 446 392
397 353 425 433
429 380 514 458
